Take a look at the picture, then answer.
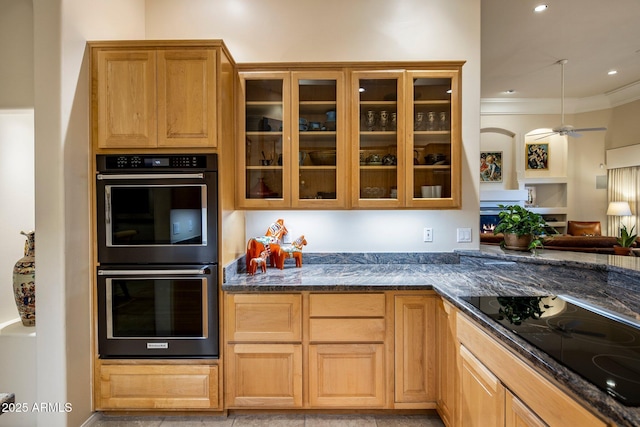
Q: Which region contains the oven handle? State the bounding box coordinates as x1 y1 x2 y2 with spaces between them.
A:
97 173 205 180
98 268 210 276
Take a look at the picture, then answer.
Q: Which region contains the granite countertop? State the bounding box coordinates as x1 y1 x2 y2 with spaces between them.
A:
223 246 640 427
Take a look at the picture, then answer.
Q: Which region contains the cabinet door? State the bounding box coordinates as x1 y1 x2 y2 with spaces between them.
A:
394 294 436 405
97 364 218 410
351 71 406 208
406 69 461 208
459 345 505 427
436 298 457 426
96 50 157 149
157 49 217 148
292 72 347 208
226 343 303 408
237 72 291 208
309 343 385 408
506 391 548 427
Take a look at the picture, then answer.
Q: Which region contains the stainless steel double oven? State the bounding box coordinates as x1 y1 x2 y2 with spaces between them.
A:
95 154 218 358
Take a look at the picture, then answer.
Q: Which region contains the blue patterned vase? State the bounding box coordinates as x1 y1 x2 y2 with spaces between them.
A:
13 231 35 327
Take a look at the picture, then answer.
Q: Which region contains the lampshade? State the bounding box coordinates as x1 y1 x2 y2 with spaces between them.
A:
606 201 632 216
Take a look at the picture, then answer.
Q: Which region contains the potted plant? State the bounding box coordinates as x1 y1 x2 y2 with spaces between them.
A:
493 204 550 252
614 224 637 256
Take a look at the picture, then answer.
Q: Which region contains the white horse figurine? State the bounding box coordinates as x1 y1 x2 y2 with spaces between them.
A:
276 235 307 269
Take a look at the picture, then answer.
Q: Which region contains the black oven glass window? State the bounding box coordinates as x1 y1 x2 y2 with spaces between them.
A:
109 278 205 338
109 185 205 246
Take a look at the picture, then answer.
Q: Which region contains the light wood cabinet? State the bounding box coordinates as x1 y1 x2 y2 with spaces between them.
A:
456 312 607 427
506 391 547 427
350 66 462 209
92 41 233 150
308 293 387 408
308 343 385 408
224 291 442 411
236 70 348 209
236 62 463 210
226 343 303 408
459 345 505 427
97 363 219 410
225 293 303 408
436 298 457 426
393 294 437 406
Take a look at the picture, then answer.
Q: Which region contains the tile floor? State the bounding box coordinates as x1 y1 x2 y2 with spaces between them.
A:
92 412 445 427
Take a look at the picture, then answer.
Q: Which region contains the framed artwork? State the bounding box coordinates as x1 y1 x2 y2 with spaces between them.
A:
480 151 502 182
526 143 549 170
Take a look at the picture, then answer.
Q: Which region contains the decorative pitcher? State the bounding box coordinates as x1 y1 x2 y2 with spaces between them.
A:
13 231 35 327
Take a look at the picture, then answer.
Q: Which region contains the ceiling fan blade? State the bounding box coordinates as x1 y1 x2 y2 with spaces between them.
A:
571 127 607 132
568 132 582 138
535 132 556 140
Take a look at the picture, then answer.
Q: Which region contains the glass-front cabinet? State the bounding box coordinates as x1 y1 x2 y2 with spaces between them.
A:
238 63 462 210
238 72 289 208
406 70 461 208
351 72 405 208
237 70 347 208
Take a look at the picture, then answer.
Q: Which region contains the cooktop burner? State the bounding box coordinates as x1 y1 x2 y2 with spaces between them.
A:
461 295 640 407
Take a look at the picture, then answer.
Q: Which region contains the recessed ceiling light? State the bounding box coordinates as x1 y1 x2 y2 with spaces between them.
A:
608 70 618 75
534 4 548 12
505 89 515 94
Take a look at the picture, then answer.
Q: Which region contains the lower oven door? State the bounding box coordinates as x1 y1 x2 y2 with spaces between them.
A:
97 265 218 358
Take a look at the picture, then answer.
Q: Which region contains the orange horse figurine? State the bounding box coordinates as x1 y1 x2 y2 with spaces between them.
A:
248 250 269 275
246 219 288 272
276 235 307 269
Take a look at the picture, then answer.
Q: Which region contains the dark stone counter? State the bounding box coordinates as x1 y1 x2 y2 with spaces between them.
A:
223 246 640 426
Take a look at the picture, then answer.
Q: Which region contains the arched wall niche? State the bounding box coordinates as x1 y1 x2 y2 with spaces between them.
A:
480 127 517 189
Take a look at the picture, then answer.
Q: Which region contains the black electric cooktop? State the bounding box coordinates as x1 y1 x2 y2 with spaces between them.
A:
461 295 640 407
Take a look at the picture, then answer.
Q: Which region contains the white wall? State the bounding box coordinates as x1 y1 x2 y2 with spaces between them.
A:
146 0 482 252
32 0 145 425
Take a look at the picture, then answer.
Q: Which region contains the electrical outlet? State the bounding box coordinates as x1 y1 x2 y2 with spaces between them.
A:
457 227 472 243
423 227 433 242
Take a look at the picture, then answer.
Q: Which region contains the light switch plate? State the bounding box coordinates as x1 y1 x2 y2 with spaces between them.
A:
423 228 433 242
457 228 472 243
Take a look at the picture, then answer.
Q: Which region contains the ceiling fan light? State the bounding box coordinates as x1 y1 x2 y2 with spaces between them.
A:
534 4 548 12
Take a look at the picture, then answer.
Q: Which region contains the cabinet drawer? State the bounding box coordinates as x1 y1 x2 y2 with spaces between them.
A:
309 318 386 342
226 294 302 342
98 364 218 410
309 293 385 317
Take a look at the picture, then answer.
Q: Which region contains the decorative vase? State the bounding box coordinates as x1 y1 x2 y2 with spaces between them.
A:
503 233 533 251
13 231 35 327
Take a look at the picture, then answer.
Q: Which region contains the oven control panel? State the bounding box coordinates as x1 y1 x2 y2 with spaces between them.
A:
97 154 216 171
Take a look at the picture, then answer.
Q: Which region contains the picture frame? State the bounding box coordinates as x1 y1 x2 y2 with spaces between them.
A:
526 143 549 170
480 151 502 182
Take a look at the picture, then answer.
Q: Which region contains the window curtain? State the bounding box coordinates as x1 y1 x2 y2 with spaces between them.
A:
607 166 639 236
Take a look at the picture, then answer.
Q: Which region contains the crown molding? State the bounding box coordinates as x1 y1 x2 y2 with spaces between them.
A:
481 80 640 115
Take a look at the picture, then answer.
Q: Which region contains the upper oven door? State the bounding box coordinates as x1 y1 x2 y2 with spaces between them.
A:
96 171 218 264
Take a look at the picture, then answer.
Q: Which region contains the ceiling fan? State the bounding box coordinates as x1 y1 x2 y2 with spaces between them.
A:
531 59 607 140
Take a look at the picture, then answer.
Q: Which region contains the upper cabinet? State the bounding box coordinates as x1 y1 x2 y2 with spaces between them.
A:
238 62 463 210
91 41 235 151
237 69 347 209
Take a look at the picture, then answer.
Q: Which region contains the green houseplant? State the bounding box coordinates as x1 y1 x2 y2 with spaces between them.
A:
614 224 637 255
493 204 550 252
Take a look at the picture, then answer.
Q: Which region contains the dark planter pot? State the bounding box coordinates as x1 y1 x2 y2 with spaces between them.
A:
503 233 533 251
613 246 632 256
